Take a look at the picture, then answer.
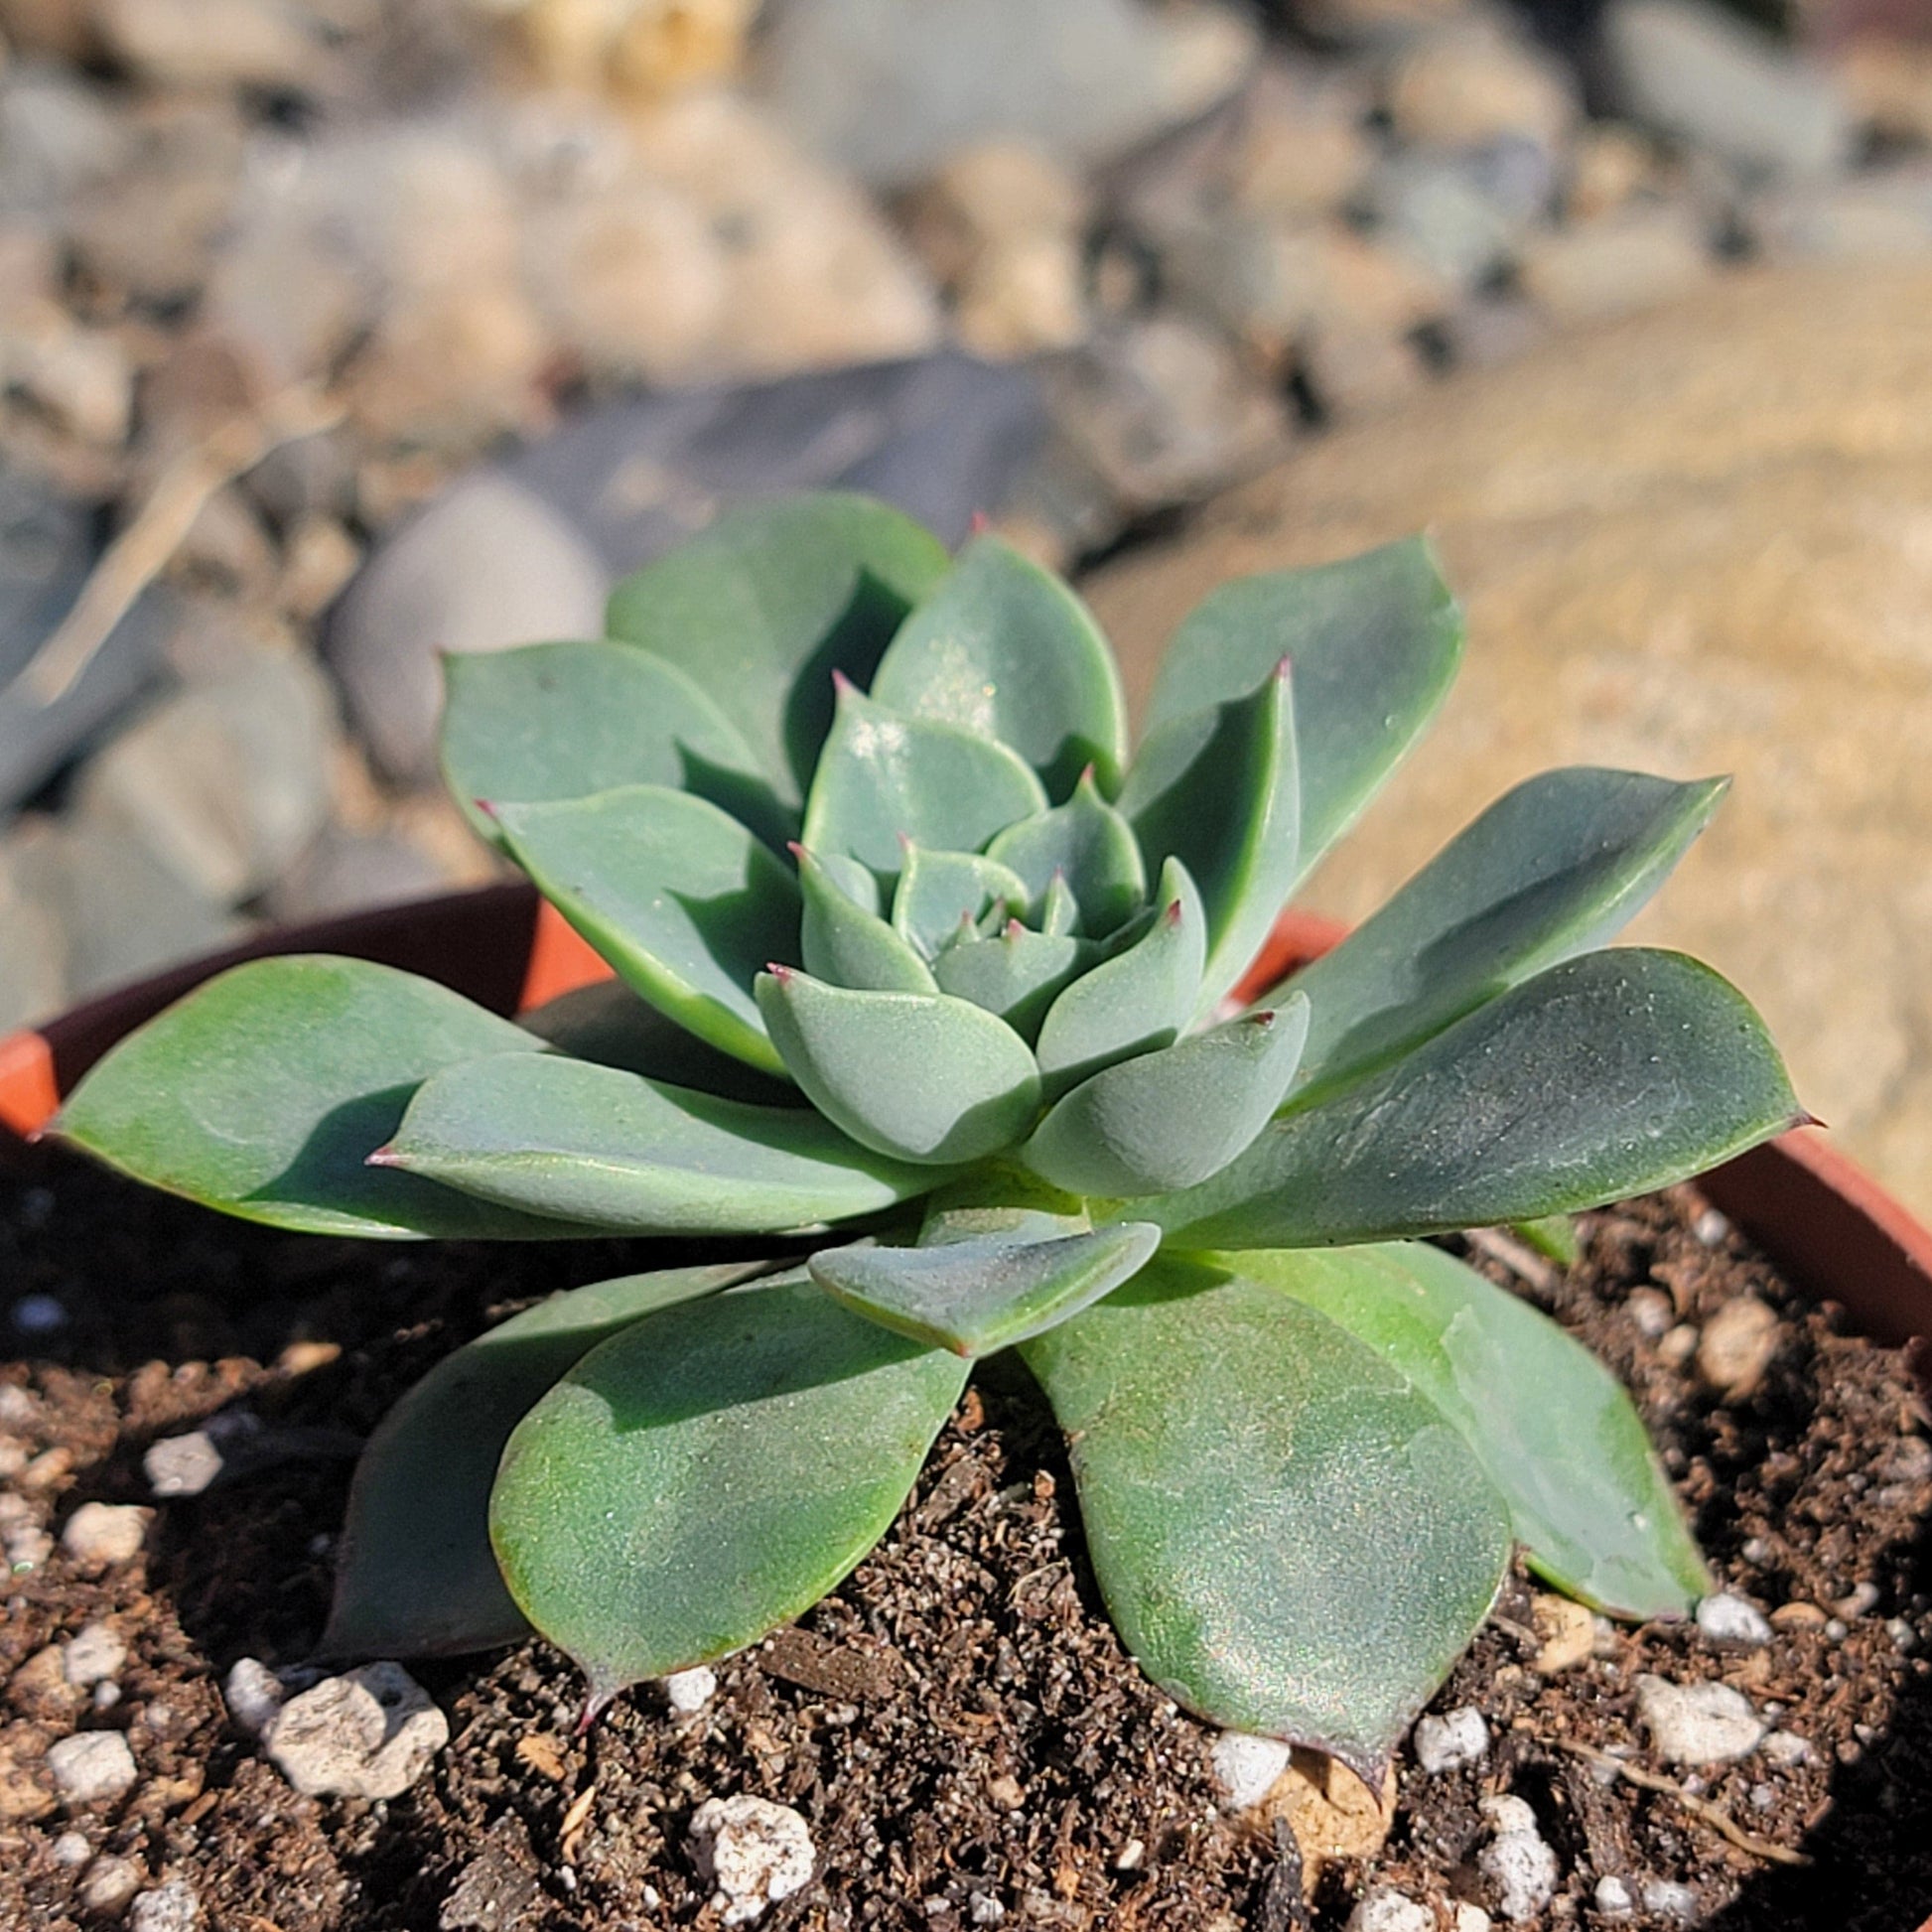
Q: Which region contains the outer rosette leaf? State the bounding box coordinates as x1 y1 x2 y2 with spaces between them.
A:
756 968 1042 1165
1020 1257 1511 1777
1119 659 1298 1017
1232 1242 1709 1617
1023 997 1311 1197
1259 767 1728 1108
986 770 1146 936
323 1262 765 1660
605 492 949 804
56 958 605 1239
871 532 1130 796
489 1272 970 1710
1033 857 1206 1099
491 785 798 1078
374 1052 938 1234
440 641 790 851
1138 949 1804 1250
1145 536 1462 882
809 1218 1160 1357
802 681 1047 879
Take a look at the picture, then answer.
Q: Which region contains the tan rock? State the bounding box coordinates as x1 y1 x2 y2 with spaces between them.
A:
1085 263 1932 1211
1529 1592 1596 1674
1255 1747 1398 1876
1836 37 1932 146
1518 204 1714 327
1697 1295 1780 1396
1385 22 1578 152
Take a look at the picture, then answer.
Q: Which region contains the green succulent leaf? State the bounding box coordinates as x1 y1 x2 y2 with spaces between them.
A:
1232 1241 1709 1617
491 785 798 1078
1033 857 1207 1100
796 844 938 994
55 959 600 1239
1146 536 1463 880
1138 949 1803 1250
1024 997 1311 1197
892 845 1032 962
1020 1257 1510 1775
376 1051 935 1234
323 1262 764 1660
1038 870 1081 937
801 682 1047 879
604 492 949 804
809 1219 1160 1357
490 1273 970 1707
756 969 1042 1166
440 641 790 851
1120 658 1299 1017
1263 767 1728 1109
870 532 1130 796
932 924 1088 1039
1512 1213 1581 1266
986 770 1147 936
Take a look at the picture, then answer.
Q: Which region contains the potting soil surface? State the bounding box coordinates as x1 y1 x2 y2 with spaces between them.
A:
1 1150 1929 1931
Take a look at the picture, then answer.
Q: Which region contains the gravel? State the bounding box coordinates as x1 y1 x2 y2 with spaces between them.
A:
46 1730 138 1807
1635 1674 1766 1764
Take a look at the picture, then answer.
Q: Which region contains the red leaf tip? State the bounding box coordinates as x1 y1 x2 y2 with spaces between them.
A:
473 798 498 819
364 1147 399 1168
1273 654 1293 681
1164 898 1184 927
765 963 793 983
1249 1008 1276 1028
831 667 857 696
970 509 992 537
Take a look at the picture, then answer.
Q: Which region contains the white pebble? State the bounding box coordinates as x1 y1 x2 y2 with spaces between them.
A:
52 1831 91 1865
64 1622 128 1689
61 1503 152 1566
1479 1794 1539 1837
47 1729 138 1807
1624 1287 1673 1338
222 1658 288 1739
687 1794 815 1926
79 1856 144 1916
1452 1908 1493 1932
143 1433 224 1499
1478 1797 1560 1922
1887 1617 1917 1653
129 1880 202 1932
1594 1874 1634 1915
1209 1730 1292 1809
1696 1592 1772 1649
264 1662 448 1800
1741 1537 1770 1565
969 1895 1006 1926
1693 1208 1731 1245
1635 1674 1763 1764
1760 1730 1816 1765
1346 1889 1435 1932
1639 1877 1699 1922
1825 1618 1848 1641
663 1665 718 1716
1414 1706 1490 1773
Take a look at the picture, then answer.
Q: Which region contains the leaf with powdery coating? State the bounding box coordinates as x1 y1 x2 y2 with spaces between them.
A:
795 844 937 994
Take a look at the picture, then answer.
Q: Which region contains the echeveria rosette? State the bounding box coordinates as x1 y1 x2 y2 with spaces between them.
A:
55 493 1802 1776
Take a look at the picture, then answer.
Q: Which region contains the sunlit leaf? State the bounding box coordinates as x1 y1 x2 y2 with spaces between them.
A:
796 844 938 994
987 769 1147 936
892 844 1032 962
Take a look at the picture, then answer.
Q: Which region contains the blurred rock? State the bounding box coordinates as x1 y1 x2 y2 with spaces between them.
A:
1835 36 1932 144
1750 164 1932 258
496 0 756 98
757 0 1257 189
1365 150 1534 285
95 0 337 93
0 61 129 215
1602 0 1856 181
1518 204 1714 324
265 824 457 921
0 309 133 448
1566 124 1663 221
1227 63 1379 220
0 836 65 1031
1084 262 1932 1211
1384 21 1577 154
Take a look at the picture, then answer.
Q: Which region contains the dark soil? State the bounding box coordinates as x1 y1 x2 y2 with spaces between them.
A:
1 1145 1929 1932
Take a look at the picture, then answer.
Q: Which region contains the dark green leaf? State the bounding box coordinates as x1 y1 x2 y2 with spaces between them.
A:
1145 536 1462 879
1234 1241 1709 1616
1138 949 1803 1250
986 770 1147 936
323 1263 763 1660
810 1219 1159 1356
1261 768 1727 1109
1020 1257 1510 1775
1033 857 1205 1099
1120 659 1298 1016
802 682 1046 878
492 785 799 1077
1024 997 1310 1197
870 532 1129 796
56 958 598 1239
440 641 790 850
757 968 1042 1165
796 844 938 993
604 492 949 803
379 1052 937 1233
490 1274 969 1706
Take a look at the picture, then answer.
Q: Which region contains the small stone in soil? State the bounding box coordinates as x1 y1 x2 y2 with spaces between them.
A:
1347 1889 1435 1932
1477 1794 1561 1921
1528 1591 1595 1673
128 1879 202 1932
46 1729 138 1807
1413 1705 1489 1772
687 1793 815 1926
1760 1729 1816 1765
51 1830 90 1865
1594 1873 1635 1915
143 1431 225 1498
221 1658 287 1738
79 1855 145 1915
62 1622 127 1689
60 1502 151 1566
1695 1591 1771 1648
1696 1295 1779 1396
263 1662 448 1800
1638 1875 1700 1921
1636 1674 1764 1764
662 1665 717 1715
1209 1730 1292 1809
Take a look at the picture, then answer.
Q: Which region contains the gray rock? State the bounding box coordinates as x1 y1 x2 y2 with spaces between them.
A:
687 1793 816 1926
63 1623 127 1691
1601 0 1854 182
95 0 335 93
1696 1592 1772 1649
222 1658 288 1739
1635 1674 1764 1764
663 1666 718 1716
1413 1706 1489 1772
757 0 1256 189
263 1661 449 1800
1477 1794 1560 1921
1594 1875 1634 1916
47 1729 138 1807
1365 151 1530 286
1384 22 1577 154
127 1880 202 1932
1208 1730 1292 1809
1637 1877 1699 1922
0 63 132 216
264 825 456 923
78 1856 145 1916
1346 1891 1434 1932
1750 167 1932 264
1517 204 1713 326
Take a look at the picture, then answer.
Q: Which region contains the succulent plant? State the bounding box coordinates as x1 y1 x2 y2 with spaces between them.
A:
58 493 1801 1777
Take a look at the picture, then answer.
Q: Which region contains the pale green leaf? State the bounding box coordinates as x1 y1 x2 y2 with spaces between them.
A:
796 844 938 994
932 924 1088 1039
892 844 1031 961
986 770 1146 936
